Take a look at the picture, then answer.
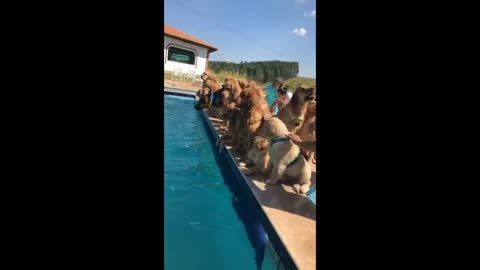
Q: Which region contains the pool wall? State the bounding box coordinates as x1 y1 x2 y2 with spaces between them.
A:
164 87 297 270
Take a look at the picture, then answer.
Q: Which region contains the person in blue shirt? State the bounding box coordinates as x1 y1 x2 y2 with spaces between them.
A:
264 77 284 115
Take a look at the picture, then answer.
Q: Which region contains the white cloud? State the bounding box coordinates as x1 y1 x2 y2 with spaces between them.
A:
292 27 307 36
304 10 316 16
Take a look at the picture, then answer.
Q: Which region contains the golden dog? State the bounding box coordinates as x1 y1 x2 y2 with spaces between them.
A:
258 117 311 194
240 136 271 176
214 77 244 149
234 86 272 155
296 103 316 163
194 72 224 112
275 86 316 133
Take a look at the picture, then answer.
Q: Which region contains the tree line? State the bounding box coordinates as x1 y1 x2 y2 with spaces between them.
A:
208 61 299 84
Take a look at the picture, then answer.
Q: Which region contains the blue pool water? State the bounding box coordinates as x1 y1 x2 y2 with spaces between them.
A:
164 94 275 270
307 185 316 205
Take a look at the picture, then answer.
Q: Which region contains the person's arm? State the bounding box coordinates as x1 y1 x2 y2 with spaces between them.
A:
270 100 279 112
285 133 316 152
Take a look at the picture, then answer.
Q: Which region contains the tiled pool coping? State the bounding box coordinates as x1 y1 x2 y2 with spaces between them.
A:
164 87 316 270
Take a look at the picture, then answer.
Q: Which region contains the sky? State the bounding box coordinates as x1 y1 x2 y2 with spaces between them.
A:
164 0 316 78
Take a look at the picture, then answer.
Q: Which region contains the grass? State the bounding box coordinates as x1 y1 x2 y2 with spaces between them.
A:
164 70 201 80
283 77 316 92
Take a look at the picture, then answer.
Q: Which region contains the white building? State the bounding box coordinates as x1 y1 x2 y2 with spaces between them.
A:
164 24 218 75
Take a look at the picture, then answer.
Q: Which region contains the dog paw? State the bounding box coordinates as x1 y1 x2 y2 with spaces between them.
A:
300 185 310 194
238 162 246 167
293 184 301 194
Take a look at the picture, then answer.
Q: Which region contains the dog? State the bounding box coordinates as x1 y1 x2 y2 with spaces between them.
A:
234 85 272 155
211 77 246 146
193 72 224 111
296 102 316 163
237 79 249 89
258 117 311 194
240 136 271 176
218 77 243 130
237 80 266 98
208 84 230 122
214 78 244 144
228 92 250 154
275 85 316 133
194 87 213 110
223 77 243 102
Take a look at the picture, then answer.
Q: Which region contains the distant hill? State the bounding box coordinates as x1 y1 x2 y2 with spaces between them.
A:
283 76 316 92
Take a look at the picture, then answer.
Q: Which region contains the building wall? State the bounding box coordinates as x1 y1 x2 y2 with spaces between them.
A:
164 35 209 75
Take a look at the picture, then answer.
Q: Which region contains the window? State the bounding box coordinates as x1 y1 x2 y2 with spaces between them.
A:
167 46 196 65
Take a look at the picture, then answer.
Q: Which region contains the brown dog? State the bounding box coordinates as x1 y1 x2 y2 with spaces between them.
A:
234 85 272 156
296 103 316 163
223 77 243 101
213 77 245 144
220 78 243 138
217 78 256 152
237 79 249 89
227 90 249 153
194 87 213 110
275 85 316 133
194 72 224 111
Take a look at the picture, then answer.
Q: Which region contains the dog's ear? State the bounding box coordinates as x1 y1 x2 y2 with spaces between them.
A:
232 82 241 99
290 89 300 105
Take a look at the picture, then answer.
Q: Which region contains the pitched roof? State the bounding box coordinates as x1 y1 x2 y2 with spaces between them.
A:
164 24 218 52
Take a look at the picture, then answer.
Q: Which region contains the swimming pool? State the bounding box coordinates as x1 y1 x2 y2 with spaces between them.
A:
164 94 278 270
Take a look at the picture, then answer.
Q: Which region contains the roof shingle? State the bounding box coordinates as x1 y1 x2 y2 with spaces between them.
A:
164 24 218 52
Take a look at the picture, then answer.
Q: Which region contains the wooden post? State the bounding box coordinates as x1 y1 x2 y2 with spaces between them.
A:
206 50 210 71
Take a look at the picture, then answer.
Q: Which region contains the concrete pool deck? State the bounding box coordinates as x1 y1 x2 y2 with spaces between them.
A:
165 87 317 270
210 118 316 270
